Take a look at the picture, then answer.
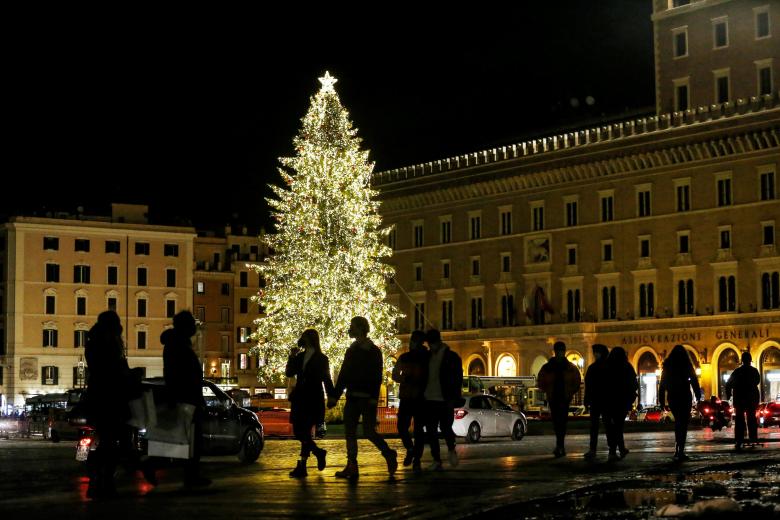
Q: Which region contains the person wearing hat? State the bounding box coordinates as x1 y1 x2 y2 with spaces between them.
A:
725 351 761 449
537 341 581 458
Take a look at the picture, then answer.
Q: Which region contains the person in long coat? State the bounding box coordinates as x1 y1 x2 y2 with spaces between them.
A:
583 343 609 461
391 330 429 472
286 328 334 477
659 344 702 461
725 351 761 449
537 341 582 458
603 347 638 462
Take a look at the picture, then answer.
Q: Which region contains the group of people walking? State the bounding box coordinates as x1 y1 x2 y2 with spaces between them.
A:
85 307 765 496
285 317 463 480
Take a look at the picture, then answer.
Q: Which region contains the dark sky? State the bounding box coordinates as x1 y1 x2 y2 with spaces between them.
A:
5 2 655 231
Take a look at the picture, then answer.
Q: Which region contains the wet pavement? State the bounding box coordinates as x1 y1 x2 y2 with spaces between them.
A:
0 426 778 519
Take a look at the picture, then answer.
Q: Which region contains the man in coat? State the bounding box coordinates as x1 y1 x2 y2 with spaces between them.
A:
392 330 429 472
537 341 582 457
726 351 761 449
582 343 609 461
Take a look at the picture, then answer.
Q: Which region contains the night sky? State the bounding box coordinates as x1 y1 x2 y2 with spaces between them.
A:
5 2 655 232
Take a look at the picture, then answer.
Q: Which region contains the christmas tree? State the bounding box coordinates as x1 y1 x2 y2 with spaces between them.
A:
250 72 402 384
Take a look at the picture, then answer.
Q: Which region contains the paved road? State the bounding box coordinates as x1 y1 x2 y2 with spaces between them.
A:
1 426 778 518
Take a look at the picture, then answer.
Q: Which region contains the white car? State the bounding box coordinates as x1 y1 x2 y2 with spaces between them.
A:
452 394 528 443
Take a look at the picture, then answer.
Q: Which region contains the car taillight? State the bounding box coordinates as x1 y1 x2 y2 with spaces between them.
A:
703 407 710 414
454 409 468 420
79 437 92 447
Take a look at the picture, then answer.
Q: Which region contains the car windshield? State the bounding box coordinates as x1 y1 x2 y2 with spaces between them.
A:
203 384 233 408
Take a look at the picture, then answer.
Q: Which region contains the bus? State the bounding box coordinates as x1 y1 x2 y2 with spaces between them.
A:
463 376 538 412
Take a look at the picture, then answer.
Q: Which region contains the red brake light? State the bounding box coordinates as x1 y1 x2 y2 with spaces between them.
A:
79 437 92 447
703 407 710 414
454 409 468 419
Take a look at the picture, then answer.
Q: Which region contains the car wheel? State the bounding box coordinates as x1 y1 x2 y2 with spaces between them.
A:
237 428 263 463
466 422 481 443
511 420 525 441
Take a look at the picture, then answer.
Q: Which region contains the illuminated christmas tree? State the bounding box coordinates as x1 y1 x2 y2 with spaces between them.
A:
250 72 402 384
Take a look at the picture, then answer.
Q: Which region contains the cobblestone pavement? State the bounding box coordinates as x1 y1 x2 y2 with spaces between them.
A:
1 427 778 519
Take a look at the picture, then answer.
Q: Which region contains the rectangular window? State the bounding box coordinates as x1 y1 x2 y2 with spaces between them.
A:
107 297 117 311
532 203 544 231
713 18 728 48
221 283 230 296
500 209 512 235
600 194 614 222
442 261 450 279
676 83 689 111
76 296 86 316
673 27 688 58
240 271 248 287
42 366 58 385
240 298 248 314
640 238 651 258
637 188 651 217
135 242 150 255
567 246 577 266
760 170 776 201
718 275 737 312
717 176 732 206
676 183 691 211
601 286 617 320
639 283 655 318
501 294 515 326
764 223 776 245
166 300 176 318
470 297 483 328
720 229 731 249
137 299 147 318
166 268 176 288
440 218 451 244
565 200 578 227
45 295 56 314
387 228 396 249
105 240 121 254
756 8 770 39
471 258 480 276
414 302 426 331
501 254 511 273
137 267 147 286
221 307 230 323
45 263 60 283
715 72 730 103
74 239 90 252
43 329 58 348
196 281 205 294
469 214 481 240
413 222 424 248
196 306 206 322
678 279 695 315
137 330 147 350
759 66 772 96
73 265 91 284
414 264 423 282
239 353 248 370
237 327 251 343
43 237 59 250
164 244 179 257
603 242 613 262
679 233 690 254
441 300 453 330
107 266 118 285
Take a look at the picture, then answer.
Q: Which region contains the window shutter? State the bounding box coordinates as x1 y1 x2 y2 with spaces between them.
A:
53 367 59 385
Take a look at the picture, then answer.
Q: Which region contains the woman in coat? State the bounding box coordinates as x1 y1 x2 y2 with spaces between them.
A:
659 344 702 461
285 329 335 477
603 347 638 462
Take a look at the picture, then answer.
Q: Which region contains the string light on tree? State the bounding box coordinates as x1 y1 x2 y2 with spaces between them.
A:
249 71 402 384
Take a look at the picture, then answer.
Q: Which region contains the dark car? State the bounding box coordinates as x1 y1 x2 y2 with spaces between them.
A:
757 402 780 427
77 378 264 464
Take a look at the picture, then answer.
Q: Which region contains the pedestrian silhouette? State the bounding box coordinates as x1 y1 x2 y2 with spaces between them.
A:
286 329 334 477
659 344 702 461
391 330 429 473
157 310 210 487
84 310 140 499
603 346 638 462
583 343 609 461
537 341 581 457
421 328 463 471
328 316 397 480
725 351 761 449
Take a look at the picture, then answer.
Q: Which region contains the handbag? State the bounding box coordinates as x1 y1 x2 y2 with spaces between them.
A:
146 402 195 459
127 389 156 429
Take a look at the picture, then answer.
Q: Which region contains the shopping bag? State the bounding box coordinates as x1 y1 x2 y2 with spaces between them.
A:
127 390 156 429
146 403 195 459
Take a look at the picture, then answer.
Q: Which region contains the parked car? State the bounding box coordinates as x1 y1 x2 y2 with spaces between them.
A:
757 401 780 427
637 405 674 423
76 378 264 464
453 395 527 443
